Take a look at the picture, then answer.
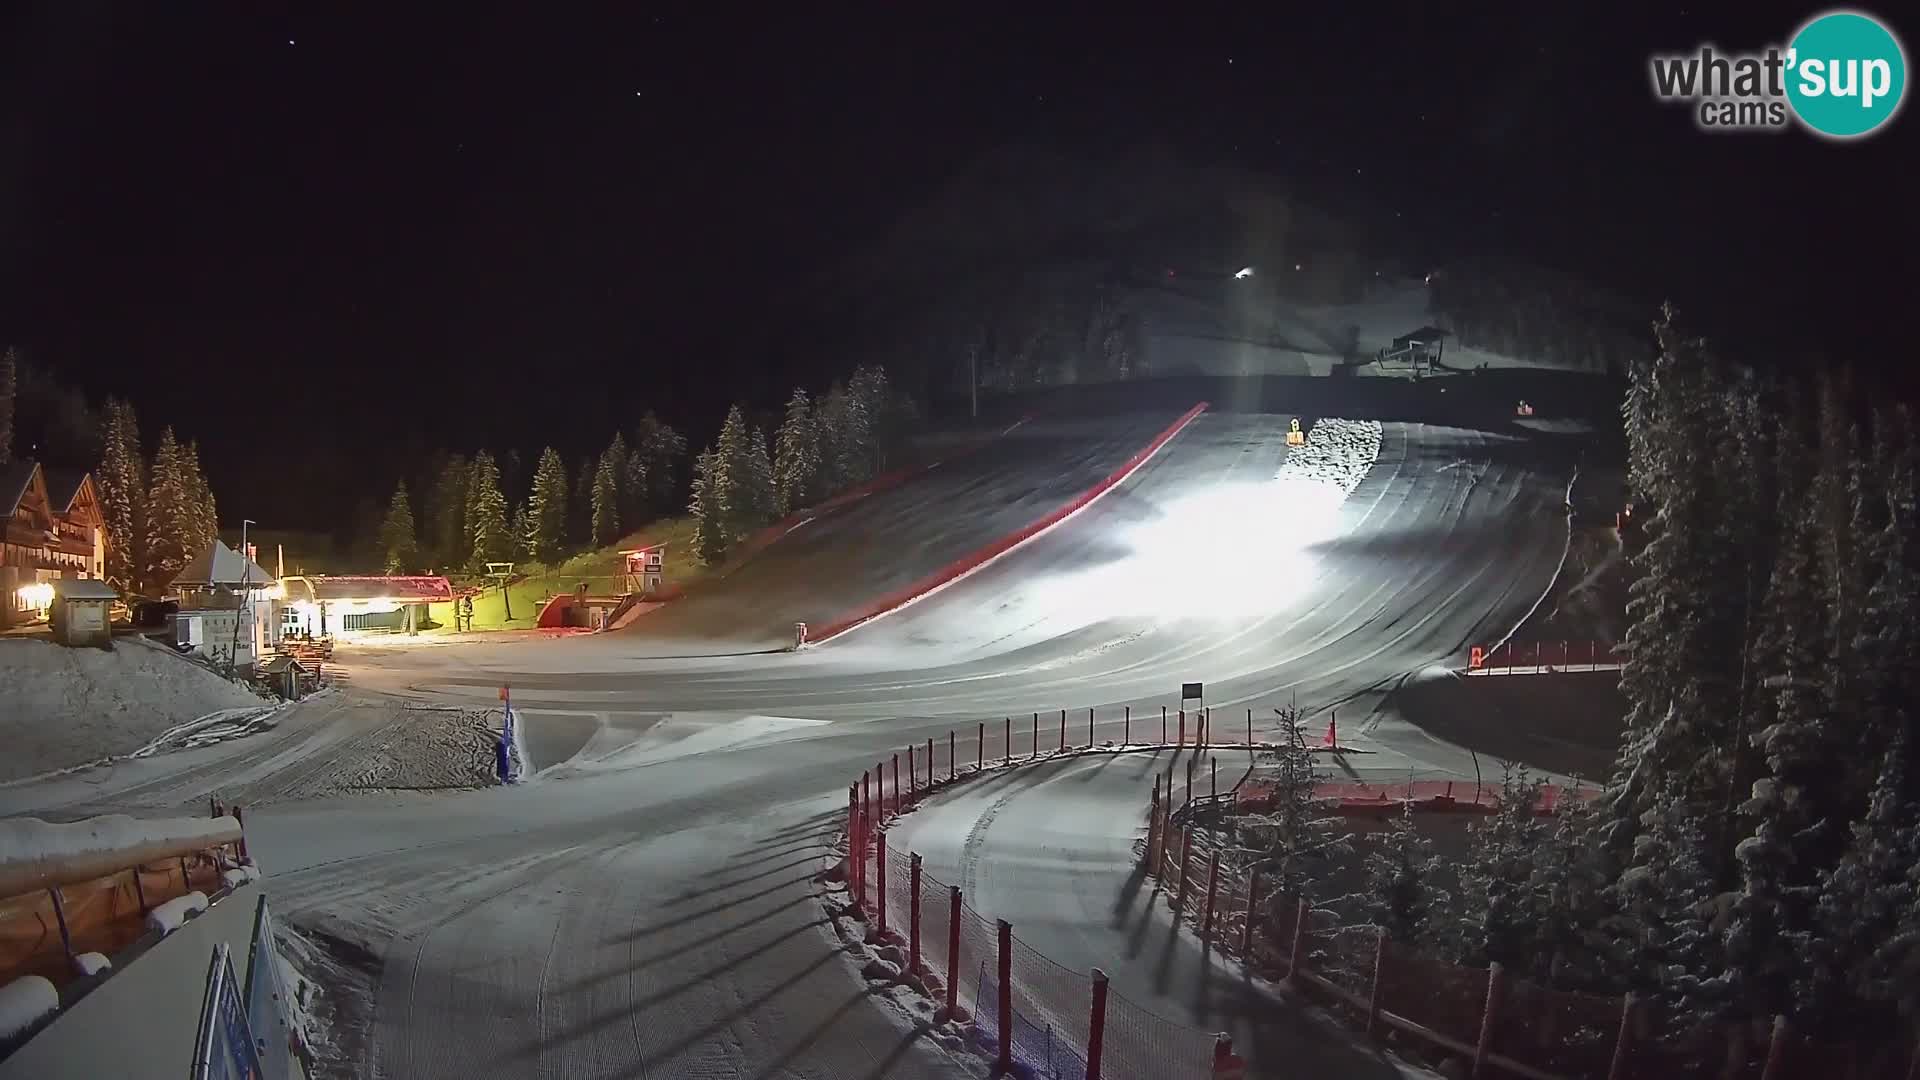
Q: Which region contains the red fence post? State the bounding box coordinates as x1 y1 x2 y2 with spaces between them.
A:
1161 705 1168 744
891 754 900 815
1246 708 1253 747
847 784 859 907
1286 897 1309 983
945 885 963 1019
907 744 916 796
1178 708 1186 745
863 770 872 830
1760 1015 1790 1080
949 731 956 781
928 737 935 787
852 809 866 914
1211 758 1218 801
1242 867 1261 957
1607 993 1637 1080
997 920 1013 1074
909 853 923 975
876 830 889 935
1203 846 1222 938
1472 962 1506 1079
1087 967 1110 1080
1366 927 1386 1037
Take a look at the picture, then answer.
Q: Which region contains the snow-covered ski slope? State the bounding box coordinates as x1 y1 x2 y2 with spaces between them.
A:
5 400 1576 1078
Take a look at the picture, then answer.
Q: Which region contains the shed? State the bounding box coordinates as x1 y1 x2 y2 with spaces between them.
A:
50 578 118 648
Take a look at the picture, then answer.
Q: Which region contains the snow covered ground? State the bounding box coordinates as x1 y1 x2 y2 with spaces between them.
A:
0 635 270 782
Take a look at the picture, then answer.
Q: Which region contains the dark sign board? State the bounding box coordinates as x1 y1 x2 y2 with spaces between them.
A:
1181 682 1202 700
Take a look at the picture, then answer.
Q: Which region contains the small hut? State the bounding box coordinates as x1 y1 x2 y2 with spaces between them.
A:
50 578 118 648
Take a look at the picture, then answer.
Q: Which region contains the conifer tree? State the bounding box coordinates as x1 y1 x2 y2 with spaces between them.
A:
591 454 621 546
1614 790 1725 1032
96 398 145 591
430 453 469 570
599 431 635 528
632 412 687 517
1363 796 1442 945
180 440 218 557
743 425 777 529
466 451 512 567
1444 763 1548 970
1244 705 1349 901
380 480 419 573
773 388 822 516
525 447 570 563
143 428 194 589
689 448 727 564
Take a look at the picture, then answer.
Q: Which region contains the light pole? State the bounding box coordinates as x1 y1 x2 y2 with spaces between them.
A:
227 519 256 677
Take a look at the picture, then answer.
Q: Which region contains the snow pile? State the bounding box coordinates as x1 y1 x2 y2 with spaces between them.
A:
222 865 261 890
71 952 111 977
0 635 270 782
145 891 209 936
0 814 240 898
1277 418 1382 496
131 705 283 758
0 976 58 1046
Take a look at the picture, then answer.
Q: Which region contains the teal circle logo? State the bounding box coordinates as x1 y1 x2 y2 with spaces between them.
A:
1786 10 1907 138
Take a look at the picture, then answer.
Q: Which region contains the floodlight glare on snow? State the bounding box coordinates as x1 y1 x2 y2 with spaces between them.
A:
1234 266 1254 279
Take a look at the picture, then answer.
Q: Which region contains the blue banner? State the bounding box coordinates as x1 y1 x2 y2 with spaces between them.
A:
194 943 263 1080
244 895 293 1080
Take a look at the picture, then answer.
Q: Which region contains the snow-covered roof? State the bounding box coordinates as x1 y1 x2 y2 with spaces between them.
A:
171 540 276 588
53 578 118 601
0 461 40 517
302 575 453 602
41 469 92 514
0 814 243 899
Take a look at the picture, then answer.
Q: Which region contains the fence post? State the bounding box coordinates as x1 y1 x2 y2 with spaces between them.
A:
1247 708 1253 747
231 804 249 863
929 737 935 787
891 754 900 814
1004 717 1011 764
1124 705 1131 745
1242 867 1260 957
1179 708 1186 745
946 885 962 1019
1211 758 1218 801
1147 777 1162 875
847 785 860 909
1032 712 1039 758
1472 962 1506 1079
129 865 148 914
1088 706 1095 747
1060 708 1067 751
47 887 74 962
1087 968 1110 1080
876 829 889 935
1607 993 1637 1080
851 809 866 914
909 853 923 975
907 744 916 796
1760 1015 1790 1080
1286 897 1309 983
997 920 1013 1074
1174 827 1194 921
863 770 872 827
950 732 956 781
1162 705 1168 744
1203 846 1222 938
1366 927 1386 1037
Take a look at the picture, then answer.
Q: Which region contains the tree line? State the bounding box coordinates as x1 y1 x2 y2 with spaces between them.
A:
1258 307 1920 1054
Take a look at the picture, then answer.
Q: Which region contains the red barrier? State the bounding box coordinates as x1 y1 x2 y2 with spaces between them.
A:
807 403 1210 644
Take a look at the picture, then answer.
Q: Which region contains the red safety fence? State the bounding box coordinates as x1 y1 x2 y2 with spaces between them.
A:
1469 639 1626 674
1139 786 1920 1080
1235 779 1604 818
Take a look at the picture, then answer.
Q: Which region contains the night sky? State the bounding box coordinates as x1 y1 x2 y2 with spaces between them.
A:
2 5 1912 528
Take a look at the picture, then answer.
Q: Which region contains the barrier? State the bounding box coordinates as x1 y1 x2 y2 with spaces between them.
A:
1467 639 1625 674
808 402 1210 644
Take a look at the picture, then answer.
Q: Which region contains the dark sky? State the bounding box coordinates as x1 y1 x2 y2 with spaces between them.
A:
2 5 1913 527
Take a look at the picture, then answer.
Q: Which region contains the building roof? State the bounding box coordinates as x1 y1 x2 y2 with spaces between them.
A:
171 540 277 588
42 469 90 514
1 461 39 517
54 578 119 600
305 575 453 602
1392 325 1450 347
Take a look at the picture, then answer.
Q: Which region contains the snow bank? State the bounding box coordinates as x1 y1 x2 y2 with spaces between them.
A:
0 976 58 1044
71 952 111 977
145 891 208 936
0 814 240 898
0 635 268 782
222 865 260 890
1279 418 1382 496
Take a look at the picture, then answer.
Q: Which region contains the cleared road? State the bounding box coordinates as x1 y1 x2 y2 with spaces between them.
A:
6 405 1571 1079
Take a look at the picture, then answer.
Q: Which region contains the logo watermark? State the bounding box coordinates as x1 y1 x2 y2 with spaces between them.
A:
1649 9 1906 138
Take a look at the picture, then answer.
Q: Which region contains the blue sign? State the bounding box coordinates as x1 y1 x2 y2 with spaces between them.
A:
195 943 263 1079
244 896 293 1080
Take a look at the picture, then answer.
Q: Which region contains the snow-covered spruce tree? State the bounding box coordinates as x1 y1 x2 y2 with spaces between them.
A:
180 440 218 557
1525 791 1616 987
1853 406 1919 790
772 387 822 516
142 428 194 589
1802 741 1920 1038
1363 796 1443 945
525 447 570 564
96 398 146 592
1613 788 1725 1032
380 481 419 573
430 453 469 570
570 456 594 546
816 381 870 491
743 425 777 530
688 447 728 565
631 412 687 518
1443 762 1547 970
591 453 621 547
849 365 911 475
1242 705 1350 903
597 432 633 530
465 451 513 568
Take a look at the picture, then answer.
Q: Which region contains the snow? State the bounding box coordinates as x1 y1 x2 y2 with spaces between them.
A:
0 976 59 1044
145 891 209 936
71 952 111 977
222 865 261 890
563 713 829 773
0 634 270 782
0 814 240 895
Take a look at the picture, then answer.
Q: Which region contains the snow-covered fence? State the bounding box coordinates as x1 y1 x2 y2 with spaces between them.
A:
1141 790 1920 1080
1468 639 1626 675
842 711 1229 1080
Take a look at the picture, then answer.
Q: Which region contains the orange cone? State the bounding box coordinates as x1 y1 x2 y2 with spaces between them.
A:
1323 715 1337 749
